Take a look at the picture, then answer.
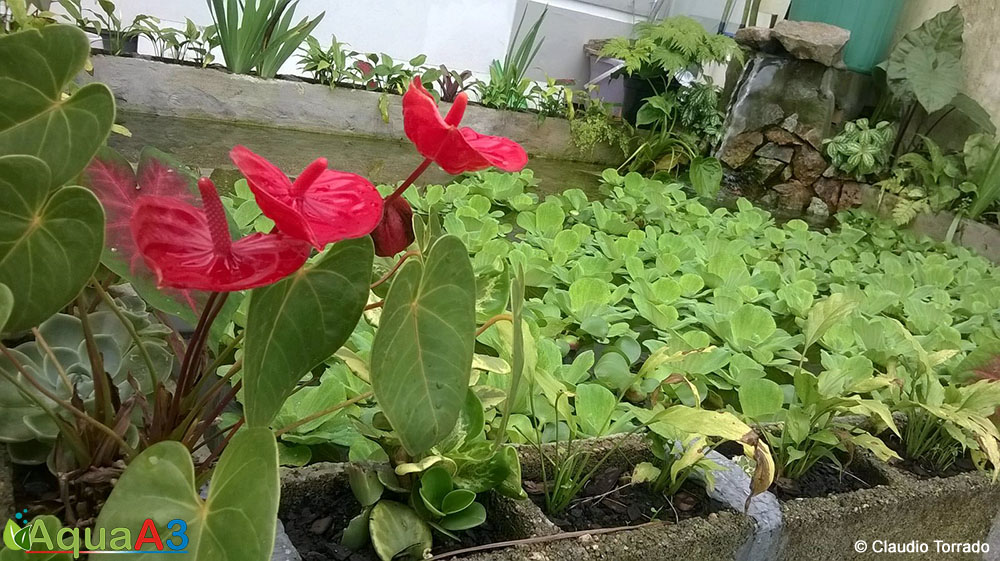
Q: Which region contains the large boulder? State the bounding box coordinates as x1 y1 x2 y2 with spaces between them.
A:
772 20 851 68
715 54 835 163
734 27 782 53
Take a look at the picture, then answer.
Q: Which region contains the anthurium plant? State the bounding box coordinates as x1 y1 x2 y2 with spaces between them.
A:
0 24 534 559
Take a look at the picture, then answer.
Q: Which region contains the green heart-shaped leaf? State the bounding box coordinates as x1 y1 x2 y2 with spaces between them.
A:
371 235 476 455
92 427 279 561
0 25 115 186
0 156 104 333
243 238 373 427
368 501 431 561
0 284 12 332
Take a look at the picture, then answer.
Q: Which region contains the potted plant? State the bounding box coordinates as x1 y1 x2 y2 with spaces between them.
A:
56 0 140 54
599 16 742 125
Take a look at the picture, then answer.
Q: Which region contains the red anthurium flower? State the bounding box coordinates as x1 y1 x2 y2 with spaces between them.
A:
371 194 415 257
131 178 311 291
402 78 528 175
229 146 384 250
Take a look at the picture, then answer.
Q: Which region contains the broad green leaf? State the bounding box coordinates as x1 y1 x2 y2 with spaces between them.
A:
574 383 617 436
371 235 476 455
244 238 373 427
646 405 753 442
885 5 964 112
92 427 279 561
803 293 858 353
631 461 662 484
349 466 385 508
902 49 963 114
441 489 477 515
0 25 115 186
730 304 776 350
439 502 486 531
738 378 784 420
418 466 453 515
0 156 104 332
0 284 12 333
689 157 723 199
369 501 432 561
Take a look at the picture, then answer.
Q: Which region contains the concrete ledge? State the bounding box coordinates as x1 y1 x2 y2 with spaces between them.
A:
277 437 1000 560
860 185 1000 264
80 54 620 165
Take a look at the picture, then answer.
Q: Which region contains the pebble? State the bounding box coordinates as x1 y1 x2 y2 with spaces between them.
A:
310 517 333 535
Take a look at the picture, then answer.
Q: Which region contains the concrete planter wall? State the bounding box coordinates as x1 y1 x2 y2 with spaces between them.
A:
858 185 1000 265
79 54 620 166
275 435 1000 561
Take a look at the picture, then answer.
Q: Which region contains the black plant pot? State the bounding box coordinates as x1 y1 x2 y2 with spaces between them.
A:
622 74 671 126
99 31 139 55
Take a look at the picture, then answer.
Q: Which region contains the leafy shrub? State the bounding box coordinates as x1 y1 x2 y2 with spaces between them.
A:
824 119 894 180
600 16 742 79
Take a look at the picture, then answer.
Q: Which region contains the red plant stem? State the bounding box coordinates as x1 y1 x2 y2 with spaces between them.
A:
370 250 420 289
170 292 226 422
182 379 242 449
76 296 112 426
364 300 384 311
388 158 433 201
198 417 245 470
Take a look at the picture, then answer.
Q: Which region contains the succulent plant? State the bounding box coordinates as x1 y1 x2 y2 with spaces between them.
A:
0 288 173 464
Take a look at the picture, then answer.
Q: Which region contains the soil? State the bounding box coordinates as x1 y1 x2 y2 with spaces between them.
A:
281 488 515 561
11 462 117 528
772 461 881 500
882 435 975 479
526 466 719 532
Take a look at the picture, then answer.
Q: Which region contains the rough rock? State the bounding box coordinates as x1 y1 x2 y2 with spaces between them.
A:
781 113 800 133
792 146 827 184
734 27 781 53
795 124 826 151
772 20 851 68
756 142 794 164
752 158 787 184
781 166 794 181
721 131 764 168
765 127 802 146
839 182 864 210
822 165 838 178
772 181 814 212
807 197 830 218
813 177 844 210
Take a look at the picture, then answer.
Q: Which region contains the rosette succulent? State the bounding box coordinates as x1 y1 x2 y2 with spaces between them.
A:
0 289 172 464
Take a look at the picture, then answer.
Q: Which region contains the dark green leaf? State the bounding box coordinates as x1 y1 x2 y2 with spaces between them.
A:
92 427 279 561
371 235 476 454
243 238 373 427
0 25 115 185
368 501 431 561
0 156 104 332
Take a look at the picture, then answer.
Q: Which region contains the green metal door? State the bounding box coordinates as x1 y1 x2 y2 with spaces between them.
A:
788 0 905 73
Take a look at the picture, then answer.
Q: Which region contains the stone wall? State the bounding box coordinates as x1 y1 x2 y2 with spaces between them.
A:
718 21 867 219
